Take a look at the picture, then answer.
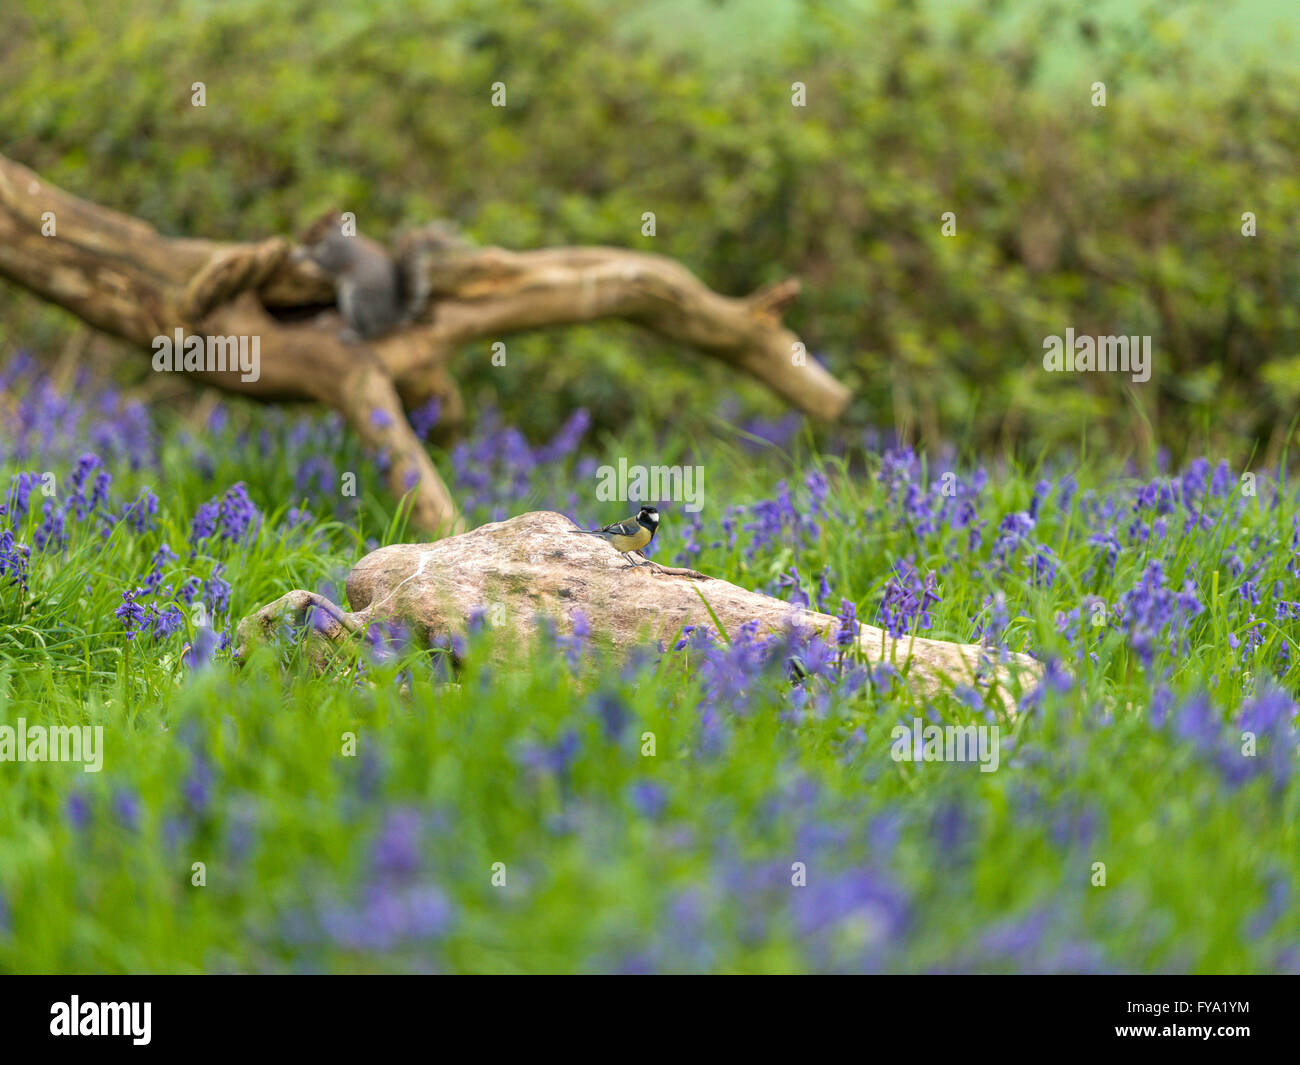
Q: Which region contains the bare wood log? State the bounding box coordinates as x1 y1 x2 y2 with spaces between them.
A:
0 152 854 533
235 511 1042 704
399 246 850 421
0 156 463 530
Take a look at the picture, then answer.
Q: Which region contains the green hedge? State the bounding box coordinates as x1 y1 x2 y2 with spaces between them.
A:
2 0 1297 459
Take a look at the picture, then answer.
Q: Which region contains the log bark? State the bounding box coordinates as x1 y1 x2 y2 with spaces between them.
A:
0 153 853 533
235 511 1042 704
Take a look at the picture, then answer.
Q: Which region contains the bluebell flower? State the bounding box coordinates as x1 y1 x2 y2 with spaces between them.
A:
878 560 941 638
370 807 424 880
114 587 148 640
629 780 667 819
66 791 92 831
111 788 141 832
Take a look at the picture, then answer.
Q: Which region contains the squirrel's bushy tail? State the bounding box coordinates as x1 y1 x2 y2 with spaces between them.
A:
395 220 468 325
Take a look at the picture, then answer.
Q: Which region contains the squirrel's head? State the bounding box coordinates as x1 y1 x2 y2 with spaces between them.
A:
291 209 355 272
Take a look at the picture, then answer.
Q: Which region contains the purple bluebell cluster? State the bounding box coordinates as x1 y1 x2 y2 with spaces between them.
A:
743 476 826 555
878 559 942 638
790 864 913 970
270 805 456 961
112 588 147 641
407 397 442 440
0 358 266 657
968 905 1109 974
363 618 412 662
515 729 582 782
0 366 266 657
0 527 30 591
450 408 591 521
1154 684 1298 792
668 616 903 746
65 791 92 832
705 444 1300 683
1116 561 1203 667
0 355 156 471
877 448 988 548
629 780 667 819
835 598 859 647
112 788 142 833
556 610 591 670
188 483 261 549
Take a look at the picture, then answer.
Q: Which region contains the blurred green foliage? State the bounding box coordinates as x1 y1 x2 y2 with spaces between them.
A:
1 0 1297 460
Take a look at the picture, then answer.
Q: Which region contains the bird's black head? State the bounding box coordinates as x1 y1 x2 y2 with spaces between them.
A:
638 505 660 526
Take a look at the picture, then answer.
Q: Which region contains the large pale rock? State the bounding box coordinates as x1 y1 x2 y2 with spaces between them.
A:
236 511 1041 700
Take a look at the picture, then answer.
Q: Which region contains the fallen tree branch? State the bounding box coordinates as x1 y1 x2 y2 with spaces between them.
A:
0 155 464 531
0 153 854 533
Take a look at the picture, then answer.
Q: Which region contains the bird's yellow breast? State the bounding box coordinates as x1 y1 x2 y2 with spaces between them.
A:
607 525 653 552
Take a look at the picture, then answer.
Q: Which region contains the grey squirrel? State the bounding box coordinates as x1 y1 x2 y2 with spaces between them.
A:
290 210 465 341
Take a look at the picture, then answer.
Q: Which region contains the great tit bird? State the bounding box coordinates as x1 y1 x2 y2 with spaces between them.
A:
575 506 660 567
